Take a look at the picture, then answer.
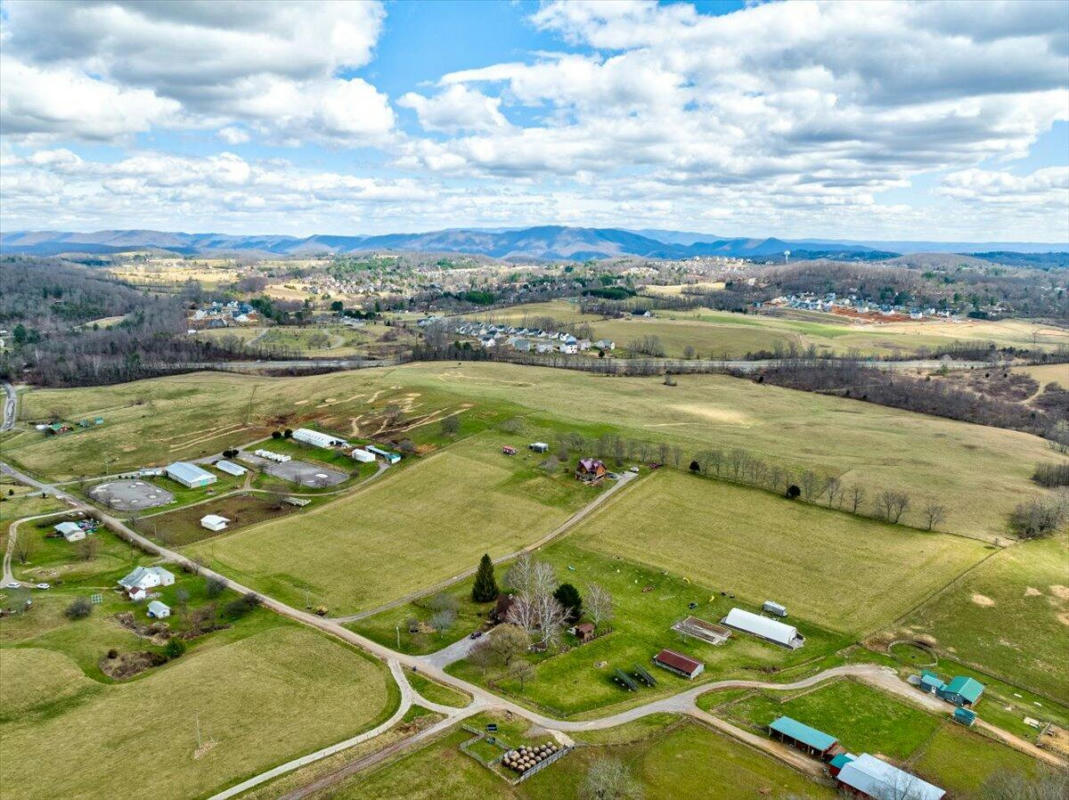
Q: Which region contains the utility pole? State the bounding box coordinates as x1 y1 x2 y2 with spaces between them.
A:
396 624 400 649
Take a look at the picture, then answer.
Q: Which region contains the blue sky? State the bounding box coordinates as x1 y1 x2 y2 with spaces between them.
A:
1 0 1066 241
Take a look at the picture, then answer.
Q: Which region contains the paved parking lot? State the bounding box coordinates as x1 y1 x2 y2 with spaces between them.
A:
89 480 175 511
265 460 348 488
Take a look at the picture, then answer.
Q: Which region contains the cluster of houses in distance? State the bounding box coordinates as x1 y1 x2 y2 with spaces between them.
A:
419 316 614 354
766 292 963 322
186 300 261 331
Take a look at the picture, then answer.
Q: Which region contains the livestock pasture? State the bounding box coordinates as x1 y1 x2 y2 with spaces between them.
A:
186 434 597 614
565 471 988 634
8 364 1055 539
0 626 393 800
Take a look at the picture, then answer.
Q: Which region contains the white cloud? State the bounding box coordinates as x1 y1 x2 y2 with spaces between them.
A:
399 85 509 133
0 0 392 144
938 167 1069 206
218 127 250 145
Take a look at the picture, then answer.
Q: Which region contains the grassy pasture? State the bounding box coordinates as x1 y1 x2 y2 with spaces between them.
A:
187 434 599 615
709 678 1039 794
566 471 988 634
138 491 320 547
9 363 1055 539
448 541 852 717
332 713 834 799
904 535 1069 701
0 626 393 800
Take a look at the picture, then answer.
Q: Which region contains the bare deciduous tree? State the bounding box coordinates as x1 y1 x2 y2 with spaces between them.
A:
504 553 533 594
586 582 614 630
534 592 568 649
923 502 947 531
877 489 911 524
505 593 539 636
800 470 820 502
579 758 644 800
848 485 866 514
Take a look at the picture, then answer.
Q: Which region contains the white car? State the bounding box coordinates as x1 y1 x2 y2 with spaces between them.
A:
35 583 51 590
4 581 20 589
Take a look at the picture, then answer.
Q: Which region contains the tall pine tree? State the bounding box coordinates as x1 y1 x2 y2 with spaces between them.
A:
472 553 498 602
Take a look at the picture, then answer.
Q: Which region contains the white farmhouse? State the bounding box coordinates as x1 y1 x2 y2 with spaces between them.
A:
118 566 175 601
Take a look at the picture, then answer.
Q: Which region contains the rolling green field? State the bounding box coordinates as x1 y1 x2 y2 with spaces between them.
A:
905 534 1069 701
566 471 988 634
9 363 1056 539
707 679 1039 795
187 434 599 614
447 540 853 717
0 627 393 800
462 300 1069 357
330 713 834 799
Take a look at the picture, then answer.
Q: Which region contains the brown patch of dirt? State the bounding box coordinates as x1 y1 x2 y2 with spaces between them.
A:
114 611 171 645
100 650 167 680
1057 612 1069 627
1024 586 1043 597
1050 585 1069 600
971 593 996 607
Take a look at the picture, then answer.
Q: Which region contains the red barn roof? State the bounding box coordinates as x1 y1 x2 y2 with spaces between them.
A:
653 648 703 676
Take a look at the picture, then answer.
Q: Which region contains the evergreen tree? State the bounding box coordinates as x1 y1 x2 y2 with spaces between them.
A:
553 583 582 622
472 553 498 602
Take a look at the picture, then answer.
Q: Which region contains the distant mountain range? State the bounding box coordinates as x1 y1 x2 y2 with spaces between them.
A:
1 226 1065 261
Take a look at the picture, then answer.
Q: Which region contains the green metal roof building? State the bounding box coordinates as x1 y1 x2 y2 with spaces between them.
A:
768 716 839 760
939 675 985 706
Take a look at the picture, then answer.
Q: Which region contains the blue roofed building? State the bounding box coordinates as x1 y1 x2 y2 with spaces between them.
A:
938 676 985 707
919 670 946 694
768 716 839 760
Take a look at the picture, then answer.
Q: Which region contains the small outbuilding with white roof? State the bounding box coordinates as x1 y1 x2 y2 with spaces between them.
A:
147 600 171 619
214 460 247 477
722 607 805 649
54 521 86 542
200 514 230 532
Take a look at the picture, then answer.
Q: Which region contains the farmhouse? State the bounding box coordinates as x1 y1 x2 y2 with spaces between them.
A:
768 716 839 760
938 676 985 707
652 648 704 679
835 753 945 800
165 461 217 489
118 566 175 600
200 514 230 532
722 607 805 649
214 459 247 477
54 521 85 542
146 600 171 619
351 448 376 463
575 458 607 484
293 428 349 449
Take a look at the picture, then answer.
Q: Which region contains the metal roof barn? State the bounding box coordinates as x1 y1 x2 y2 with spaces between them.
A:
215 460 247 476
768 716 838 757
165 461 217 489
293 428 349 449
722 608 804 648
836 753 945 800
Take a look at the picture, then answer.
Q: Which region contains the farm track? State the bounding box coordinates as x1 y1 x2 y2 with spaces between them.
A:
0 458 1063 800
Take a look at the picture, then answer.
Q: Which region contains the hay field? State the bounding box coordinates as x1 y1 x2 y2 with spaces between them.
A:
10 364 1055 539
0 626 392 800
905 535 1069 700
187 434 596 614
568 471 988 633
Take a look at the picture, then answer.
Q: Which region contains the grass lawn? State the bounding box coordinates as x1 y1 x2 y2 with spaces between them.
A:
136 491 322 547
9 363 1055 539
406 669 471 708
0 485 66 523
186 433 600 615
567 471 988 634
0 625 394 800
710 678 1042 794
448 541 851 718
331 713 834 799
904 534 1069 701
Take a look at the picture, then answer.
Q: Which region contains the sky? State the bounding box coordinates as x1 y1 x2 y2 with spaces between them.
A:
1 0 1067 241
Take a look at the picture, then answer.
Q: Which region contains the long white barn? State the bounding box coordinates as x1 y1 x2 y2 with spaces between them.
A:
721 608 805 649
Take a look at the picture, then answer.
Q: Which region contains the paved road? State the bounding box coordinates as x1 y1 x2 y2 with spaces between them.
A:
332 470 637 625
1 458 1062 799
1 381 16 431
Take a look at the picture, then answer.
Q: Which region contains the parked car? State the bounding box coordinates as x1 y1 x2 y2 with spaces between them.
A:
469 630 483 640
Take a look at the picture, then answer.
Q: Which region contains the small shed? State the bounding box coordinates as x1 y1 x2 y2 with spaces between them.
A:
351 448 376 463
529 442 549 453
939 676 984 707
215 460 247 477
574 622 595 643
147 600 171 619
200 514 230 532
54 521 86 543
954 707 977 727
768 716 839 760
652 648 704 679
919 670 946 694
762 600 788 617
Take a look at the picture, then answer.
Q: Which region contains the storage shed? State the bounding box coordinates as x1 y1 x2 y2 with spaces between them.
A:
351 448 376 463
215 460 247 477
721 608 805 649
54 521 86 542
763 600 788 617
529 442 549 453
835 753 945 800
147 600 171 619
652 649 704 679
293 428 349 449
200 514 230 532
768 716 838 760
165 462 217 489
